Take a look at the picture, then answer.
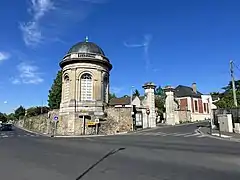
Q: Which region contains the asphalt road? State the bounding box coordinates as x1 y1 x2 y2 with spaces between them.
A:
1 123 240 180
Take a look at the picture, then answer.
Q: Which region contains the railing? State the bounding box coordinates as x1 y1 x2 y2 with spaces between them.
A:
63 53 110 62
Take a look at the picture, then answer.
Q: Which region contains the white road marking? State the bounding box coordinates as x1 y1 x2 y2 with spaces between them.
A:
211 133 231 138
155 132 168 136
2 135 8 138
197 134 206 138
135 131 198 138
184 133 200 137
172 132 192 136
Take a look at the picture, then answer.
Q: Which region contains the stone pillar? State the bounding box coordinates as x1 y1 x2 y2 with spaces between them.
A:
142 82 156 128
165 91 176 125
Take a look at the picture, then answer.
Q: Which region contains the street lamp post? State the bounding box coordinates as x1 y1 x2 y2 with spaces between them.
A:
130 86 134 131
130 86 134 108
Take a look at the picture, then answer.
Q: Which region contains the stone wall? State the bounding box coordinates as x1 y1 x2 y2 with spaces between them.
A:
16 113 50 135
175 110 191 124
15 107 133 136
99 107 132 135
16 109 61 135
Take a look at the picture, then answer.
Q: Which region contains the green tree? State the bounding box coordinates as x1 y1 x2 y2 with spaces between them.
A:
109 93 117 101
133 89 140 97
26 106 50 117
214 80 240 108
155 96 165 114
14 106 25 120
48 70 62 109
222 80 240 92
6 113 16 120
0 112 7 122
155 86 164 96
154 86 166 116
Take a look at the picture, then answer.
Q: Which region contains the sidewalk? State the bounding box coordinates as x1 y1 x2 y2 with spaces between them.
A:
198 126 240 142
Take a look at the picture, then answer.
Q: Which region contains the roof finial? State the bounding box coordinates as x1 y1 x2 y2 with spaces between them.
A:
85 36 89 42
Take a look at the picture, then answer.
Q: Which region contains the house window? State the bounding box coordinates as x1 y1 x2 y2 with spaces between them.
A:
207 104 209 113
80 73 93 101
203 103 207 112
64 75 70 101
194 100 198 112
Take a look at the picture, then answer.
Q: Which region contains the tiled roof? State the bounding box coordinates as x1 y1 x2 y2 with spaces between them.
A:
174 85 202 98
109 97 131 106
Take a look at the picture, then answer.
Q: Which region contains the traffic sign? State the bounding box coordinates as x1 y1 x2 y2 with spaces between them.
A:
95 119 99 123
53 116 58 121
87 121 96 126
146 108 150 115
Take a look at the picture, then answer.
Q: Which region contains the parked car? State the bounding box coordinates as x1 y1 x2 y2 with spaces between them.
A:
0 123 13 131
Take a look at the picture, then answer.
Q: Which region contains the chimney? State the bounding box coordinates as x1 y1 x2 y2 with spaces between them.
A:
192 83 197 93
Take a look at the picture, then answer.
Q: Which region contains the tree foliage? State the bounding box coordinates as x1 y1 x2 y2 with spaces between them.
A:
154 86 166 115
48 70 62 109
26 106 50 117
0 112 7 122
109 93 117 101
133 89 140 97
7 113 16 120
155 86 165 96
14 106 26 120
214 80 240 108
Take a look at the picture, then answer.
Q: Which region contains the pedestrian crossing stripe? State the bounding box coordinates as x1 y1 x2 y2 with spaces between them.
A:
132 131 205 138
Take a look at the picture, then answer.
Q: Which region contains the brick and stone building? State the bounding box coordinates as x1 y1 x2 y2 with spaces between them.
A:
164 83 213 125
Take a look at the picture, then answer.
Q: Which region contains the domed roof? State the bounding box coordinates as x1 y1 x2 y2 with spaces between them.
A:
68 37 105 56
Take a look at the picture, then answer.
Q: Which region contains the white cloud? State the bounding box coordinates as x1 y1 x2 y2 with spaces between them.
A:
12 62 43 85
19 22 42 47
3 101 7 104
0 52 10 61
20 0 108 47
124 34 152 71
12 79 21 85
20 0 54 46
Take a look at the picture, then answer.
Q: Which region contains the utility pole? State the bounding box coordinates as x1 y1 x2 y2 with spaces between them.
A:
230 60 238 107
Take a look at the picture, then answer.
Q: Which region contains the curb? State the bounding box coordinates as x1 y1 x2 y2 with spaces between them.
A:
197 127 240 143
14 125 51 137
15 125 129 138
54 131 128 138
158 120 207 128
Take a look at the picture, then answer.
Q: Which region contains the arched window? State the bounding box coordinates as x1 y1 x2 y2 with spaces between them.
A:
81 73 93 101
64 75 70 101
103 75 108 103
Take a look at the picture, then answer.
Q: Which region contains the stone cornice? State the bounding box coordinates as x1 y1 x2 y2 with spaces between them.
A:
59 53 112 70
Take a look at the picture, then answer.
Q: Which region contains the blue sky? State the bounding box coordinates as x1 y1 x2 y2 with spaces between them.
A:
1 0 240 113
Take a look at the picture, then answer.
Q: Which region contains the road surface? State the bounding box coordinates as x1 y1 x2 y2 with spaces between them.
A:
0 123 240 180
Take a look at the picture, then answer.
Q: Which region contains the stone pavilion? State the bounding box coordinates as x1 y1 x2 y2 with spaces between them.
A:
58 37 112 135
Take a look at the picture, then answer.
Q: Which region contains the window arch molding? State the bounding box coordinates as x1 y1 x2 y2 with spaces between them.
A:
63 73 70 81
63 74 70 102
79 72 94 101
77 71 94 80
